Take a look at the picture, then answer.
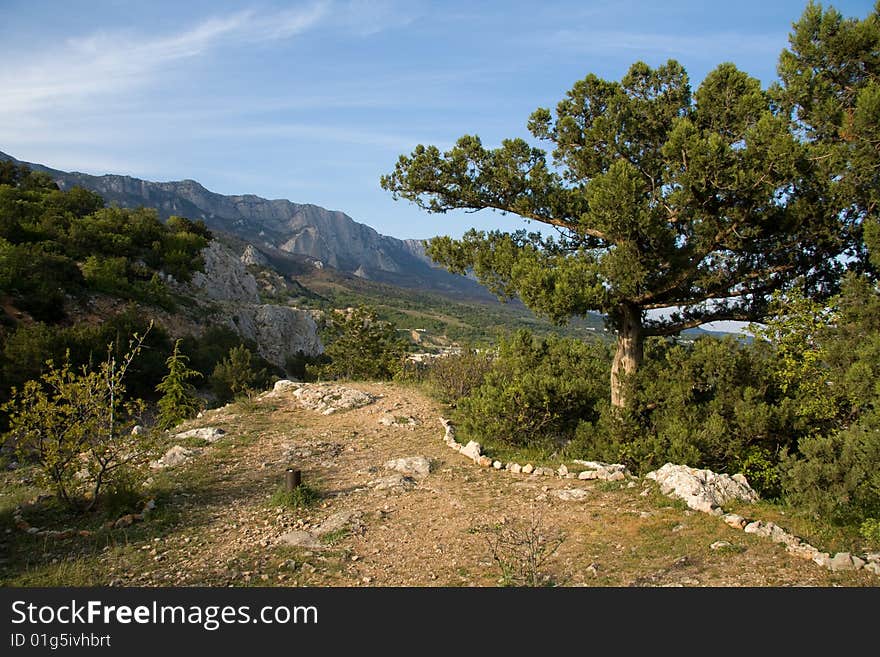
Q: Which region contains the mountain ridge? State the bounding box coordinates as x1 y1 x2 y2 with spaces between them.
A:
0 150 493 301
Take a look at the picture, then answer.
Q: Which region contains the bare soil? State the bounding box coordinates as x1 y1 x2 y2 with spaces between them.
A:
3 382 877 587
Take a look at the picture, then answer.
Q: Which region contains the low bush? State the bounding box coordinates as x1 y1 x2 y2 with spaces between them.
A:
453 330 609 450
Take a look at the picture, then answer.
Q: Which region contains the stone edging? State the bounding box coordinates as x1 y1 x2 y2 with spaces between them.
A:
438 417 880 578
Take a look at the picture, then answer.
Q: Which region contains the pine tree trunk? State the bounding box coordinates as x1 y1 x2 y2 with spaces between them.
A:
610 303 644 409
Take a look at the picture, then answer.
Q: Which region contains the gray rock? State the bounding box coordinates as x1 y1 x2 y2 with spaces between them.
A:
645 463 759 514
240 244 268 267
191 240 261 304
277 530 324 550
828 552 857 572
864 561 880 576
369 474 417 491
554 488 590 501
384 456 432 478
812 552 832 568
233 304 324 368
315 511 363 537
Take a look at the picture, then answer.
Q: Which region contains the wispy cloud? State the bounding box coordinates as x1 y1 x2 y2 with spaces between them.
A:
0 3 330 116
548 28 783 60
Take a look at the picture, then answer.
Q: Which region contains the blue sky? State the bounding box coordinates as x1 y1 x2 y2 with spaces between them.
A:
0 0 873 240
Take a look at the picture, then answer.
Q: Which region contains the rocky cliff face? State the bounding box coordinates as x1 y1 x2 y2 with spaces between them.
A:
0 150 492 300
187 240 323 367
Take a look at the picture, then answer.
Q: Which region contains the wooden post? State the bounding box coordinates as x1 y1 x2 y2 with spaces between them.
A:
285 468 302 492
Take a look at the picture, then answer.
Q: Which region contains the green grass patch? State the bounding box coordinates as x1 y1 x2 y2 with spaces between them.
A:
268 483 321 510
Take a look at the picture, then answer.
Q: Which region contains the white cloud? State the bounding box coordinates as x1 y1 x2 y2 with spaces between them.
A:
0 3 330 117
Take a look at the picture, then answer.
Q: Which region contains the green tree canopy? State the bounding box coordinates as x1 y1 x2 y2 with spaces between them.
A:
381 11 869 408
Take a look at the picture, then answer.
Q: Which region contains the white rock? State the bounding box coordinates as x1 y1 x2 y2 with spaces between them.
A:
173 427 226 443
533 467 555 477
460 441 482 462
384 456 432 478
812 552 832 568
645 463 759 514
722 513 747 530
522 464 534 474
864 562 880 576
554 488 590 501
558 464 569 476
273 379 302 393
293 384 375 414
151 445 196 469
492 461 503 470
711 541 733 550
510 464 522 474
578 471 598 480
131 425 145 436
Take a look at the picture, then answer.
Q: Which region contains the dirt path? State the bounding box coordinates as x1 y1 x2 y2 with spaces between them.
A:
99 382 876 587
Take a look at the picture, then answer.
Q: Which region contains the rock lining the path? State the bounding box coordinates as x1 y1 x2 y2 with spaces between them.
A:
645 463 759 514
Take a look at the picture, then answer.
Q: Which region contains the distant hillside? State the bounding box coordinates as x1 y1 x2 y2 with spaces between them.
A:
0 150 493 301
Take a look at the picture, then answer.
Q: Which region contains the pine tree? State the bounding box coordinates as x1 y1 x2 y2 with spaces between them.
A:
380 7 874 408
155 339 202 430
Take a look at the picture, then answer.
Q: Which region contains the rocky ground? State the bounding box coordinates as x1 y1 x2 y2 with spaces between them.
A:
3 382 878 587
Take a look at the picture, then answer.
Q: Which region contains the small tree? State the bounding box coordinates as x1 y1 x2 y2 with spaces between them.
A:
2 328 153 511
210 344 267 402
317 306 407 380
381 42 862 409
155 339 203 430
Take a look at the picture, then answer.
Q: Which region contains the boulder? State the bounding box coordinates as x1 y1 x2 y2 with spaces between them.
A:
292 384 375 414
645 463 759 514
273 379 302 393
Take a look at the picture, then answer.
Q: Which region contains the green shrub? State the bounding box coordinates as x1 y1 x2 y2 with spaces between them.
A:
570 336 792 480
210 344 270 403
783 410 880 525
860 518 880 547
1 330 155 511
453 330 609 450
424 348 493 405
